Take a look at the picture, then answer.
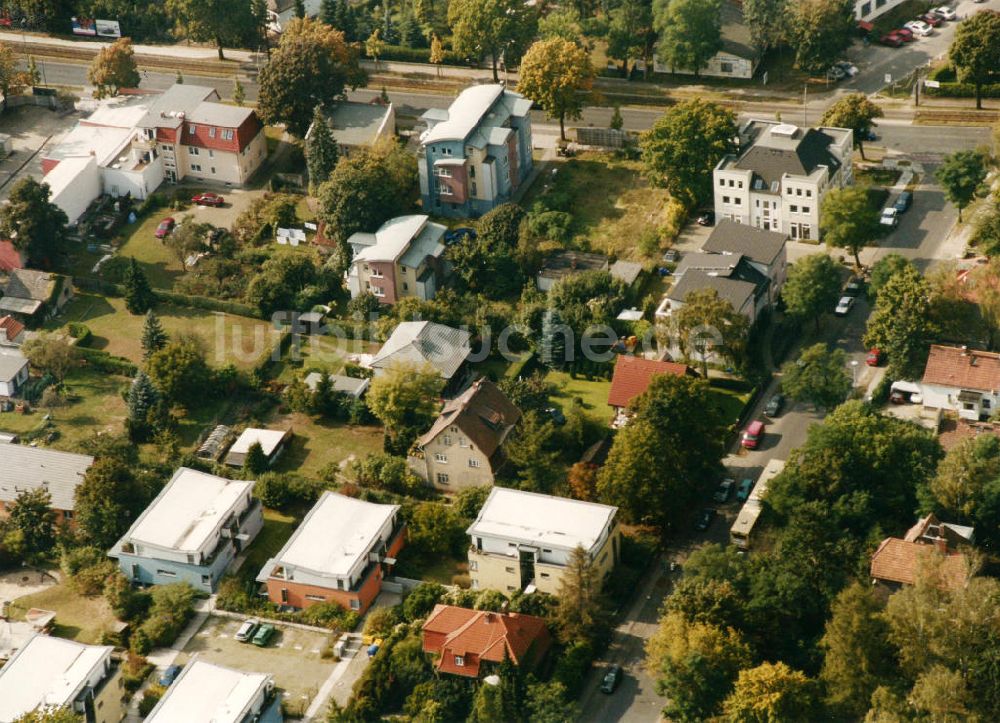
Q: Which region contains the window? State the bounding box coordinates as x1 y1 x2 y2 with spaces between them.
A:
471 183 477 195
403 282 409 291
434 453 448 463
451 426 459 433
719 178 725 187
728 179 734 187
540 572 550 578
371 286 385 297
223 129 234 140
861 1 871 15
470 166 475 179
443 435 452 445
337 579 345 590
802 206 810 214
796 188 802 196
437 167 452 178
350 599 361 610
305 594 326 601
542 548 552 553
734 198 741 205
190 146 199 155
187 554 195 564
201 575 211 585
156 570 177 577
454 655 465 667
209 150 214 158
371 267 383 278
63 510 73 520
801 225 811 240
438 184 453 197
720 61 733 73
723 196 730 204
737 181 743 189
984 399 992 409
437 473 450 484
469 458 481 468
209 127 216 138
210 167 215 174
442 147 452 156
190 162 201 170
805 189 812 197
505 567 515 573
790 205 798 213
964 402 976 411
189 125 196 134
506 585 516 591
161 144 169 151
755 199 760 208
459 438 469 448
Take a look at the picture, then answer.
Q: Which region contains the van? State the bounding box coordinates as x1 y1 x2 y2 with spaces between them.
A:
741 420 765 449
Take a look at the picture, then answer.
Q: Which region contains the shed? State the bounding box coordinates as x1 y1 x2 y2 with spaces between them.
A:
224 427 292 468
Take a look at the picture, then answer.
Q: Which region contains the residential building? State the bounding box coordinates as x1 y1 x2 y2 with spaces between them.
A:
467 487 621 595
422 604 551 678
937 417 1000 452
256 491 404 615
607 355 697 425
418 84 533 218
920 345 1000 421
0 315 25 346
0 348 28 398
535 251 645 293
304 372 369 399
109 467 263 593
145 655 282 723
855 0 909 22
700 219 789 302
647 1 760 79
713 120 853 241
410 378 522 491
0 241 24 273
0 269 73 326
870 514 973 593
267 0 321 30
0 446 92 525
0 635 124 723
370 320 472 383
224 427 293 468
345 215 448 304
659 252 771 324
313 101 396 156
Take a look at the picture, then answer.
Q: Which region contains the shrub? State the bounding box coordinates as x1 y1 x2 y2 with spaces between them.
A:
67 322 92 345
362 605 401 639
133 583 196 651
61 546 114 596
138 684 166 716
121 652 153 693
553 640 595 696
526 209 574 243
254 472 322 511
300 602 360 631
402 583 446 622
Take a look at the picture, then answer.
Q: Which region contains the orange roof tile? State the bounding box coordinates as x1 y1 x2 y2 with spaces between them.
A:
0 315 24 341
607 355 696 409
870 537 968 591
937 417 1000 451
922 344 1000 393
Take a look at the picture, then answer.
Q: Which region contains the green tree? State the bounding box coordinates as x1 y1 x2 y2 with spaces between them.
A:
232 76 245 106
526 681 576 722
25 56 40 88
820 92 884 160
924 434 1000 522
0 177 68 267
123 258 155 314
350 452 422 494
244 253 332 316
723 662 817 722
671 288 749 376
863 264 936 379
640 99 737 208
257 17 365 137
517 38 593 141
365 28 384 68
126 370 162 442
605 0 653 77
973 476 1000 554
868 253 914 303
243 441 269 476
653 0 722 76
141 310 168 361
971 205 1000 258
446 203 526 297
0 42 27 98
554 545 612 646
8 488 56 557
787 0 854 75
503 410 562 492
782 253 842 331
13 708 82 723
937 149 989 222
447 0 537 82
743 0 788 54
164 221 209 271
366 361 444 454
610 105 624 131
429 34 445 76
87 37 140 98
146 339 211 408
538 7 582 43
166 0 255 60
949 9 1000 110
21 334 75 382
821 186 881 268
306 106 339 191
75 458 153 549
780 343 852 410
408 502 464 556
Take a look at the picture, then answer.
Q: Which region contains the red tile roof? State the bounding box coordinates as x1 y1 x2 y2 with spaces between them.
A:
0 241 23 272
607 355 696 409
422 604 551 678
0 315 24 341
870 537 968 591
937 417 1000 451
922 344 1000 393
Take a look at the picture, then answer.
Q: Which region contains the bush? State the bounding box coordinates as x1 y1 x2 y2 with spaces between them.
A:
362 605 401 639
67 322 92 346
526 209 574 243
402 583 446 622
254 472 323 511
300 601 360 631
121 652 153 694
132 583 196 652
553 640 595 696
61 546 114 596
76 347 137 376
138 684 166 717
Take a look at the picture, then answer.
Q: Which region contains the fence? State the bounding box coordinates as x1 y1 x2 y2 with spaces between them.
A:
576 127 630 150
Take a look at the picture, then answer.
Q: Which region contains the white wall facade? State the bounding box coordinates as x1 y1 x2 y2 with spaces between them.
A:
921 383 1000 421
855 0 908 21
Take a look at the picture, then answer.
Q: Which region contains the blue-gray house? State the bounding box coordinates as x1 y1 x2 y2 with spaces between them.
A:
418 84 534 218
109 467 263 593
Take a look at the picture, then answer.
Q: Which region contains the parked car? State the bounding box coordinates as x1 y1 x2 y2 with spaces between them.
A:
890 389 911 404
880 207 900 227
191 192 225 207
862 128 878 142
764 393 784 417
895 27 915 41
235 619 259 642
866 348 884 366
251 623 276 647
695 508 717 531
894 191 913 213
903 20 932 36
696 209 715 226
714 478 735 503
827 65 846 81
600 665 623 694
663 249 680 263
444 227 477 245
736 478 754 502
154 217 175 238
918 13 942 27
879 32 904 47
835 60 859 77
845 277 865 296
932 6 957 20
741 420 765 449
835 296 855 316
159 665 182 687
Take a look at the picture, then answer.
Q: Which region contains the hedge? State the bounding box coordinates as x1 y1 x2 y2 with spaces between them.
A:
74 276 261 318
77 347 138 377
367 43 469 67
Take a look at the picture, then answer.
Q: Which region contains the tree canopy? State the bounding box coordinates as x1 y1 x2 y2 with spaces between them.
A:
306 106 339 191
863 263 936 379
447 0 537 82
0 178 68 267
366 361 444 454
166 0 257 59
780 342 851 411
670 288 749 376
652 0 722 76
87 37 140 98
949 9 1000 109
517 38 593 140
820 186 881 268
787 0 854 75
937 149 989 222
781 253 842 331
820 93 883 160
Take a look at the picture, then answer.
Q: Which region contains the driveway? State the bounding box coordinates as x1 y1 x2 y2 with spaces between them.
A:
0 567 57 603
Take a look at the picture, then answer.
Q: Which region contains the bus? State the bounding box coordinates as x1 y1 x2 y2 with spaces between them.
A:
730 459 785 550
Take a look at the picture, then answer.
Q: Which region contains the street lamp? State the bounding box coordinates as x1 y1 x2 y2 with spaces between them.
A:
851 359 860 387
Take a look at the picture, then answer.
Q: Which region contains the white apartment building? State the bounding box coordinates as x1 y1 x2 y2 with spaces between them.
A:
145 656 281 723
855 0 908 21
713 120 853 242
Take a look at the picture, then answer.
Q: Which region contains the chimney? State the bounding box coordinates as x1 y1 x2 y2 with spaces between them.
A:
935 536 948 553
484 612 495 622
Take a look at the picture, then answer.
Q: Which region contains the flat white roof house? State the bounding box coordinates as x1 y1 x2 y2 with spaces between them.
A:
145 655 281 723
0 445 93 523
0 635 123 723
224 427 293 468
109 467 263 592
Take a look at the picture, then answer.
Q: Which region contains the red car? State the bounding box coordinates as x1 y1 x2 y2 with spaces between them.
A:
866 348 884 367
880 31 904 47
192 192 225 207
919 13 942 27
895 27 915 41
741 420 765 450
154 217 175 239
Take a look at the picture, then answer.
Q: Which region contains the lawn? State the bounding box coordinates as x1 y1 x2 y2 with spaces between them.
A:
237 507 299 582
271 335 379 384
115 212 191 290
707 386 753 426
267 411 384 478
544 369 614 423
52 294 277 370
9 583 118 645
393 546 468 586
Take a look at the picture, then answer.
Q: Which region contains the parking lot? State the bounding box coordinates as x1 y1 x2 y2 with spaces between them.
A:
0 103 79 201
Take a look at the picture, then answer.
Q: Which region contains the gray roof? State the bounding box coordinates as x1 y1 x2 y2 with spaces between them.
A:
669 254 769 313
371 321 472 380
324 102 394 147
0 348 27 382
0 445 93 511
669 270 759 313
0 298 41 315
137 85 218 128
2 269 58 302
610 260 644 285
303 372 370 398
720 0 758 61
731 123 843 189
186 102 254 128
399 222 446 268
538 251 609 279
421 84 530 146
701 220 788 267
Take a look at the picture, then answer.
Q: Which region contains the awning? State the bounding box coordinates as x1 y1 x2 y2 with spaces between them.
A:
857 20 874 32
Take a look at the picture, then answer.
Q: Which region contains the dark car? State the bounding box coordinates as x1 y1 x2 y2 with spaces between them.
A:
695 508 717 531
158 665 182 687
444 227 477 245
764 393 784 417
894 191 913 213
714 478 735 503
600 665 623 694
736 478 754 502
251 623 276 647
191 192 225 207
918 13 942 27
845 277 865 296
154 217 175 239
696 209 715 226
862 128 878 142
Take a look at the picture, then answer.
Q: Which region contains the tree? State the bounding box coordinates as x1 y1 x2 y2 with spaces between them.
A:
164 221 209 271
306 106 339 191
257 17 365 137
8 488 56 557
610 105 624 131
606 0 653 77
446 203 526 297
787 0 854 75
868 253 914 303
22 334 75 382
820 92 884 160
971 205 1000 258
146 339 211 408
949 9 1000 110
13 708 82 723
539 7 582 43
365 28 384 68
87 37 140 99
503 410 562 492
723 662 817 722
781 253 842 331
0 177 68 267
126 370 162 442
243 441 269 476
640 99 737 208
517 39 593 141
743 0 788 55
554 545 612 646
924 434 1000 522
821 186 881 268
671 288 749 376
526 681 576 723
25 56 39 88
0 42 27 98
567 461 598 501
166 0 255 60
123 258 155 314
429 34 445 76
863 264 936 379
780 343 852 410
598 375 726 531
408 502 464 556
75 458 152 549
141 310 168 361
366 361 444 454
232 77 245 106
937 149 988 222
653 0 722 76
447 0 537 82
646 611 752 721
244 253 334 316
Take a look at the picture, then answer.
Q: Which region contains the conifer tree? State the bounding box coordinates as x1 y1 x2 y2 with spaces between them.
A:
123 258 155 314
141 310 168 360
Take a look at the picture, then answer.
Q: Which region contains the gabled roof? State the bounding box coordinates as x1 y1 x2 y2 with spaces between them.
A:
0 444 92 511
904 513 974 547
608 356 697 409
2 268 60 302
416 378 521 457
610 260 644 285
0 314 25 341
922 344 1000 393
668 270 761 313
371 321 472 380
422 604 551 677
870 537 969 591
0 347 27 383
701 219 788 267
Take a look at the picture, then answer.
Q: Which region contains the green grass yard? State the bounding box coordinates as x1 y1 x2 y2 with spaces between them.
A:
9 583 118 645
271 335 379 384
238 507 299 582
115 212 190 290
268 411 384 478
544 370 614 423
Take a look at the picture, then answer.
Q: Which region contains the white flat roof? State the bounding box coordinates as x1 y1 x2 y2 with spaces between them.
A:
125 468 253 553
0 635 111 721
145 658 271 723
266 491 398 578
422 84 505 144
353 215 428 263
467 487 618 553
44 123 132 167
229 428 287 456
79 95 151 128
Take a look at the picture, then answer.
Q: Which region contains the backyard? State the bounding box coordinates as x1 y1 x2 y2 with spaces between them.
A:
237 507 299 583
544 369 616 424
268 412 384 479
270 335 380 385
9 582 119 645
